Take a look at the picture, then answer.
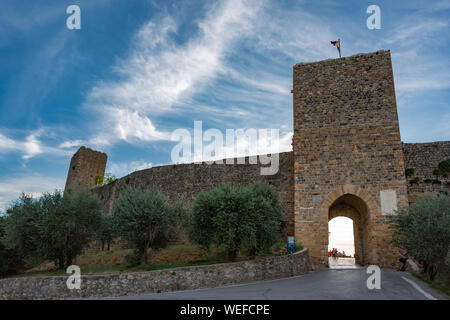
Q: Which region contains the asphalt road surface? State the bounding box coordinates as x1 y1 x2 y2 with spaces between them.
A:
104 268 448 300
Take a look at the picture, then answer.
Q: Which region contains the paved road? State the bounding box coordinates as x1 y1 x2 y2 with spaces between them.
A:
105 268 448 300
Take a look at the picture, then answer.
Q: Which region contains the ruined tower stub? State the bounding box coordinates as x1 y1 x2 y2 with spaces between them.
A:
293 50 409 268
65 146 107 192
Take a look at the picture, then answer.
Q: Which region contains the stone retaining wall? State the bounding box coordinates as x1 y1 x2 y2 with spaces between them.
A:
0 249 312 300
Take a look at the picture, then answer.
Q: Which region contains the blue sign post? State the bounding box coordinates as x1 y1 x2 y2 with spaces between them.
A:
286 236 296 254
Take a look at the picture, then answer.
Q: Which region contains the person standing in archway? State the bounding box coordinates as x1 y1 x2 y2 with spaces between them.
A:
398 250 408 272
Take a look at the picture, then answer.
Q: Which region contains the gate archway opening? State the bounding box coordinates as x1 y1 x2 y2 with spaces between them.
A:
327 193 370 267
328 216 355 266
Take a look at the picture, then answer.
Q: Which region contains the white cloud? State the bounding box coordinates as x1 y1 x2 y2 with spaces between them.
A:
59 139 84 149
0 132 42 160
188 129 292 163
84 0 264 147
0 174 65 211
107 160 153 178
385 20 448 45
384 17 450 94
94 108 171 144
17 0 448 153
0 130 72 160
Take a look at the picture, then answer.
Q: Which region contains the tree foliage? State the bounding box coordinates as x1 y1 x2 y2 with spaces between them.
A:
433 159 450 178
94 173 117 186
189 183 286 261
1 190 102 272
390 194 450 280
0 215 24 276
38 190 103 269
2 194 42 268
95 214 115 251
112 187 181 265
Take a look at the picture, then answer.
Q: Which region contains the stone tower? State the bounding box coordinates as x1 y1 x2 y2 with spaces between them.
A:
65 146 107 192
292 50 409 268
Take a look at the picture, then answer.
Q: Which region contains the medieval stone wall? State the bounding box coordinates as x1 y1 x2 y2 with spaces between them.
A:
92 152 294 239
65 146 107 192
65 50 449 269
292 50 409 268
403 141 450 203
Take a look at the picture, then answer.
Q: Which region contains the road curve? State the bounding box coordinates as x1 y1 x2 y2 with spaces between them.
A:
100 268 448 300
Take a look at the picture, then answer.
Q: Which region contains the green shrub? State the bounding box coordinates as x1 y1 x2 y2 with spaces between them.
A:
112 187 181 265
405 168 415 178
0 216 24 276
438 159 450 178
409 177 420 185
389 194 450 281
1 191 102 271
189 183 285 261
2 194 42 268
38 190 103 269
94 173 117 186
95 214 115 251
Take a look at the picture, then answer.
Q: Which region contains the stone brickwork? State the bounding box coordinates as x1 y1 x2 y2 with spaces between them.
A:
292 50 409 268
403 142 450 203
0 249 312 299
65 146 107 192
93 152 295 239
64 49 450 269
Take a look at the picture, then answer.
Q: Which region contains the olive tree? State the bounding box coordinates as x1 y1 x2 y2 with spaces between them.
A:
0 215 24 276
95 214 115 251
1 194 42 268
38 190 103 269
390 194 450 280
189 183 285 261
2 190 102 271
112 187 180 265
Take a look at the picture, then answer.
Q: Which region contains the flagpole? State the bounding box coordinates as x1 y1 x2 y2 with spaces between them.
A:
339 38 341 58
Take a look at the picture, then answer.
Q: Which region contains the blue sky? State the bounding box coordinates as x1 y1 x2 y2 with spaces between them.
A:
0 0 449 210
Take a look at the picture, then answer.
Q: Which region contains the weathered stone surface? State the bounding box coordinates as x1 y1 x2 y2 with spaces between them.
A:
0 249 312 300
64 50 449 268
92 153 295 243
65 146 107 192
292 50 409 268
403 142 450 203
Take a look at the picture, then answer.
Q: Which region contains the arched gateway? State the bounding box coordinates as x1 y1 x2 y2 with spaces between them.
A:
292 51 409 268
64 50 421 267
324 185 375 265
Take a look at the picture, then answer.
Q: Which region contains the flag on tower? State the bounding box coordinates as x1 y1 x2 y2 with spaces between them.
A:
330 39 341 58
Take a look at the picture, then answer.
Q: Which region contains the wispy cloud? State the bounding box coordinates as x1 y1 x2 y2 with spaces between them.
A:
0 173 64 211
84 0 264 148
0 130 71 160
384 14 450 95
2 0 449 177
385 19 448 45
59 139 84 149
107 160 154 178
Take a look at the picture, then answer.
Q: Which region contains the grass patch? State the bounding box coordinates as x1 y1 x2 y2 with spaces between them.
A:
16 242 291 278
413 272 450 297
